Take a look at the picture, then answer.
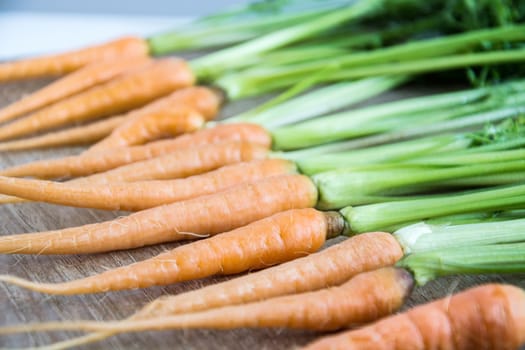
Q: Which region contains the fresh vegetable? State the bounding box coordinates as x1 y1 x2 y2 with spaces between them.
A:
0 115 125 151
0 231 403 347
0 174 317 254
0 36 149 82
0 125 271 179
0 59 195 141
0 268 413 334
87 86 222 151
0 56 151 124
0 159 295 210
0 208 344 294
302 283 525 350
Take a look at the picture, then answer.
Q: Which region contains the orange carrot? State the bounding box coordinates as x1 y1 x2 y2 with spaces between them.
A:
0 208 343 294
0 36 149 82
0 115 125 152
302 283 525 350
0 159 295 210
0 86 222 152
88 86 223 151
0 56 151 124
5 232 403 349
0 58 194 141
72 141 268 185
0 174 317 254
0 123 270 179
0 268 413 338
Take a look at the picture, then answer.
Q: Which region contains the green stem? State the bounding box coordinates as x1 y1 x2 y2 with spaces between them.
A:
410 149 525 165
271 87 492 150
315 160 525 209
218 24 525 93
296 104 525 157
328 48 525 81
291 134 470 174
398 242 525 285
191 0 383 79
341 183 525 233
394 218 525 254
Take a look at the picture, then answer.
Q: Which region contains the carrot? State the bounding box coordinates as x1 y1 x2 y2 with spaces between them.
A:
0 115 125 152
0 267 413 339
0 58 194 141
88 86 223 151
0 56 151 124
302 283 525 350
72 141 268 185
0 174 316 254
0 208 344 294
0 36 149 82
0 123 270 179
0 159 295 210
3 231 403 349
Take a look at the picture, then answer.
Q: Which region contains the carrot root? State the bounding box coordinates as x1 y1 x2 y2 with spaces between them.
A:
88 86 223 151
0 58 194 141
27 231 403 349
0 123 271 179
0 267 413 336
302 283 525 350
0 174 317 254
0 36 149 82
0 208 341 294
0 115 125 152
0 159 296 210
0 56 151 124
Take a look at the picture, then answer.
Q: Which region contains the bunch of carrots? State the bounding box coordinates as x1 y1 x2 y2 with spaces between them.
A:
2 0 525 349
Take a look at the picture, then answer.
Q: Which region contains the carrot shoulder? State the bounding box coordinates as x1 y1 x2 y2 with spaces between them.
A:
0 36 149 82
0 159 295 210
87 86 223 151
0 208 342 294
0 174 317 254
0 123 271 179
303 283 525 350
0 56 151 124
0 58 194 141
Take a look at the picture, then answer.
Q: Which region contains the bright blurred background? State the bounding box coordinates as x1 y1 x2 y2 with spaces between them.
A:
0 0 246 59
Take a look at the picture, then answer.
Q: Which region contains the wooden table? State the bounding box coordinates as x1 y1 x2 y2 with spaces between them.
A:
1 78 524 349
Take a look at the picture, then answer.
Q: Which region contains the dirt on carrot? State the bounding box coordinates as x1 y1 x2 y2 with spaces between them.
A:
0 58 194 141
0 36 149 82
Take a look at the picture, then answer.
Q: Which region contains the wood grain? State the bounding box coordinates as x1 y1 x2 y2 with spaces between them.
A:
1 77 524 350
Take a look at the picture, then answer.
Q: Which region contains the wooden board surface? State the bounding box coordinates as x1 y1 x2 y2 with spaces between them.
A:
1 77 525 350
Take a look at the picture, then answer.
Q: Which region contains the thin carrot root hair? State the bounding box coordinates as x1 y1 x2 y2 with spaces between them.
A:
0 208 343 295
0 36 149 82
0 174 318 254
0 58 194 142
302 283 525 350
71 141 270 185
0 55 151 124
88 86 224 151
0 267 413 339
26 231 403 349
0 123 271 179
0 159 296 210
